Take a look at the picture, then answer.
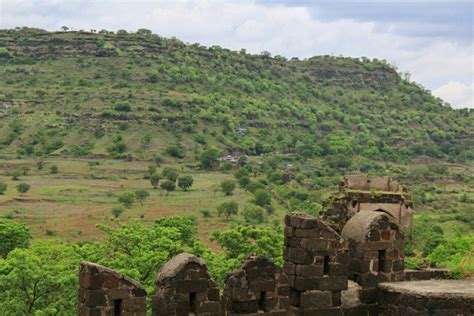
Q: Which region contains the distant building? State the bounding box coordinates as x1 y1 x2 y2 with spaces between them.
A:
236 128 247 136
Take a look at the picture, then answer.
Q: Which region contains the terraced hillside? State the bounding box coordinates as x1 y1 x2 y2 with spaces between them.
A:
0 28 472 163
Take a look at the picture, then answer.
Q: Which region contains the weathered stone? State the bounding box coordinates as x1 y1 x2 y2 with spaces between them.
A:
78 261 147 315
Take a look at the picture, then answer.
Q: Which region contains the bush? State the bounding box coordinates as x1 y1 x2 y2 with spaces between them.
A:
150 174 161 189
220 179 236 196
16 183 30 194
111 205 125 218
245 181 265 193
178 176 194 191
113 102 131 112
427 231 474 278
242 205 266 224
161 168 178 182
165 145 184 159
217 201 238 219
49 165 58 174
154 155 163 166
160 180 176 195
200 209 212 218
117 192 135 208
253 189 272 208
200 147 220 170
134 190 150 206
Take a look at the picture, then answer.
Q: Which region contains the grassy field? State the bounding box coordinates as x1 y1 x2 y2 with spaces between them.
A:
0 157 282 248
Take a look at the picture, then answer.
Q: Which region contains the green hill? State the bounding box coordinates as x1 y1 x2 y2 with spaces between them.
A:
0 28 472 164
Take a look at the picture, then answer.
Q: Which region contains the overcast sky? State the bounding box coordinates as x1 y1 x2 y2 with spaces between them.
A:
1 0 472 108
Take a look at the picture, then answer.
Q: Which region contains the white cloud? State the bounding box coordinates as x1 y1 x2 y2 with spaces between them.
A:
433 82 474 109
0 0 472 108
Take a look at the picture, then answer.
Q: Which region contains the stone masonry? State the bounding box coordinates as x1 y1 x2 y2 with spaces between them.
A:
321 175 413 233
283 214 349 315
78 261 147 316
222 255 289 315
342 210 405 307
78 210 473 315
152 253 221 316
378 280 474 316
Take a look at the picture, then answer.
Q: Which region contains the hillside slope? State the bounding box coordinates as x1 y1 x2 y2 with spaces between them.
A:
0 28 472 164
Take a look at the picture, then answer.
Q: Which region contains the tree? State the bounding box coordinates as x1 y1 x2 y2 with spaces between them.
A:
150 174 161 189
16 183 30 195
61 26 69 31
242 205 266 224
178 176 194 191
136 28 152 36
200 147 220 170
0 183 7 195
161 167 178 182
217 201 238 219
220 179 236 196
0 241 79 314
253 189 272 207
0 221 31 258
160 180 176 195
211 226 283 264
111 205 125 218
117 192 135 208
135 190 150 206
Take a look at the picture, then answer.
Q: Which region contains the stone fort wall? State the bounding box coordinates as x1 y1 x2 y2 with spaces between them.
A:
78 212 473 316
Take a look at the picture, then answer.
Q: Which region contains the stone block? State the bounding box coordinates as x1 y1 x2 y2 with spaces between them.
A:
249 280 275 292
294 277 320 291
301 238 329 250
84 290 106 307
300 290 332 308
176 279 208 293
296 264 324 278
80 273 103 290
318 276 348 291
289 247 312 264
329 263 348 276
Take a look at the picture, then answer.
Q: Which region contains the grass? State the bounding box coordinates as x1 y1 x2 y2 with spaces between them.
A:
0 158 267 247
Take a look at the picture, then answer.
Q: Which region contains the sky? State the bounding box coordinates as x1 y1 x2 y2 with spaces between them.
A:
0 0 473 108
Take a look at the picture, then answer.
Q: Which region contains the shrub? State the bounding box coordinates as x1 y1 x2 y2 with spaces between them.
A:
161 168 178 182
154 155 163 166
160 180 176 195
134 190 150 206
165 145 184 159
200 147 220 170
217 201 239 219
113 102 131 112
242 205 266 224
117 192 135 208
111 205 125 218
178 176 194 191
220 179 236 196
150 174 161 189
16 183 30 194
253 189 272 208
49 165 58 174
200 209 212 218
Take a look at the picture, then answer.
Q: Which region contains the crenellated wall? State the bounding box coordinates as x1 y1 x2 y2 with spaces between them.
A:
78 212 472 316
